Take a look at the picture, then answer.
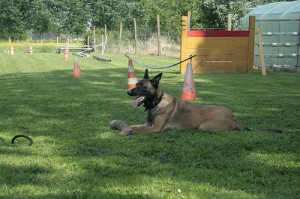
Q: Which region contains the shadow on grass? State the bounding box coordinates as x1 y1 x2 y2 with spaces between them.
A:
0 68 299 198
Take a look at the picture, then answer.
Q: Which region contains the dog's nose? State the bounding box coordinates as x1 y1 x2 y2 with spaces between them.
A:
127 89 136 96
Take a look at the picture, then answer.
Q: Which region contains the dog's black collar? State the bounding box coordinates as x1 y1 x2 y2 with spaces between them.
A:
144 92 164 111
154 92 164 107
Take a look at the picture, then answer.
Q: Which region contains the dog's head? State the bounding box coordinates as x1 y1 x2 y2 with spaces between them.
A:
127 69 162 109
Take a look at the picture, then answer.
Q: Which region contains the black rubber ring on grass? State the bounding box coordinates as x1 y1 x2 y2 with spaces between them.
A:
11 135 33 146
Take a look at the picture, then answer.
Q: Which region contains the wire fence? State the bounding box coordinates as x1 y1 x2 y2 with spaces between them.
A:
22 21 181 57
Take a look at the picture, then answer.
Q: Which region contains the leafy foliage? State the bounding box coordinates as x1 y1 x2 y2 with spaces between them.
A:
0 1 27 40
199 0 282 29
0 0 286 40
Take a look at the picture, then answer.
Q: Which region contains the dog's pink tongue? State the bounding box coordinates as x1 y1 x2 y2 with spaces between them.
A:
131 96 143 108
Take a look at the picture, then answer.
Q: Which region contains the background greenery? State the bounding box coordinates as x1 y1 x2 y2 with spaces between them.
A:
0 47 299 198
0 0 288 41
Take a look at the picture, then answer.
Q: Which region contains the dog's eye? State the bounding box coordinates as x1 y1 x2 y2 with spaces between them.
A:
136 83 141 88
138 85 147 91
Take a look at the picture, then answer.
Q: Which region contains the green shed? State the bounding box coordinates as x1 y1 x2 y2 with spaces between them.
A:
242 0 300 72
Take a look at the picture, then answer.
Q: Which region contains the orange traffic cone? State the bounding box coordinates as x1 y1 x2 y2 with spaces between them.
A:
29 46 33 54
127 59 138 90
10 47 14 55
64 47 69 61
181 62 197 100
73 57 82 78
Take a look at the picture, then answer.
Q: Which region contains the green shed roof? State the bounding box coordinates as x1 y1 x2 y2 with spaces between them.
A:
242 1 300 28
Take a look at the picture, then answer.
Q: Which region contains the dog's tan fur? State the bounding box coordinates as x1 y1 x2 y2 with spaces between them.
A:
124 69 247 135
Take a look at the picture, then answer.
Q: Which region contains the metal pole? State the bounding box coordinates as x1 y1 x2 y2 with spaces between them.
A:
297 17 300 73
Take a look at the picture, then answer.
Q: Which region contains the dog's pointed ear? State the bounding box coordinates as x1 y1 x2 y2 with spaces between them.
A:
143 69 149 79
151 73 162 86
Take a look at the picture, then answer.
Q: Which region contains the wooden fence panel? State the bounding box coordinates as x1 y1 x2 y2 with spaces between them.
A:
180 16 255 74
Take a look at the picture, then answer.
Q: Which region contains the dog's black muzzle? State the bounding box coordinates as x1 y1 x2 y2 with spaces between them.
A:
127 88 138 96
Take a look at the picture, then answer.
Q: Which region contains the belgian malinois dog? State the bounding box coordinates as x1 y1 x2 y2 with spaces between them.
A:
124 69 249 136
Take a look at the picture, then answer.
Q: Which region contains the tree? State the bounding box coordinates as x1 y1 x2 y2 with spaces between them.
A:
60 0 90 37
197 0 284 29
128 0 200 40
0 0 27 40
90 0 131 30
21 0 52 39
0 0 288 41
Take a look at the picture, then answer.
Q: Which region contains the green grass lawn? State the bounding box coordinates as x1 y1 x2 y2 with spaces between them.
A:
0 50 299 199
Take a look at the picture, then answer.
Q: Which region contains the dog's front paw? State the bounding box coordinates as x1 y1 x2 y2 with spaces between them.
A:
130 125 143 129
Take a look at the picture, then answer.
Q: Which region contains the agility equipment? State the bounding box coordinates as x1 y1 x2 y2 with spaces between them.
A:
75 52 89 57
10 47 14 55
181 62 197 100
64 47 69 61
180 15 255 74
93 55 111 62
127 59 138 90
29 46 33 54
56 46 93 54
73 57 82 78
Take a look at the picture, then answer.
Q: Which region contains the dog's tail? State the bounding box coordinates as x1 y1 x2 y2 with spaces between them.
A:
256 128 282 133
235 119 282 133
